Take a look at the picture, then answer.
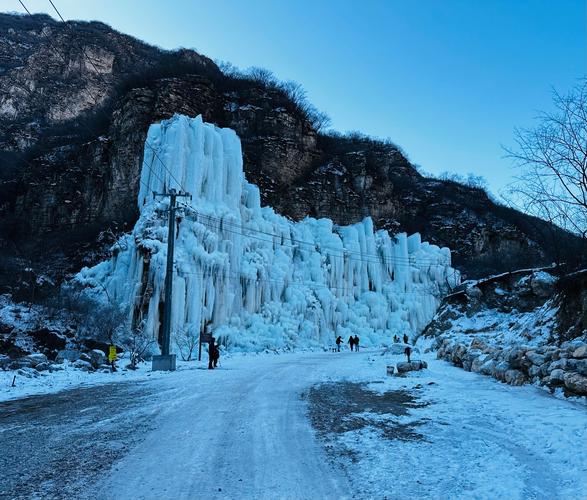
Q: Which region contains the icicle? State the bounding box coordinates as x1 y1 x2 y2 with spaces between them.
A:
76 114 461 352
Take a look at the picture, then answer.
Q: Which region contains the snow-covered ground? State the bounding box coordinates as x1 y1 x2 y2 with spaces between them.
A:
4 347 583 499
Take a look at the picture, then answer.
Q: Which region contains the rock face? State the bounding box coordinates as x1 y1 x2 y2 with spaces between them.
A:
1 13 583 301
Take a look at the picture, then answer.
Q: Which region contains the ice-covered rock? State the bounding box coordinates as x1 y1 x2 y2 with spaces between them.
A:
572 344 587 358
396 360 427 373
23 353 47 367
56 349 82 363
75 115 460 351
73 359 93 371
524 351 546 366
88 349 106 368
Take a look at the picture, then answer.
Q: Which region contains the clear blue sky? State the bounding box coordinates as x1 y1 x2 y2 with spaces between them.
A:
12 0 587 196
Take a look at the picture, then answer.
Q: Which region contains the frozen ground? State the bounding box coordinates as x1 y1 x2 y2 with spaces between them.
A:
0 349 585 499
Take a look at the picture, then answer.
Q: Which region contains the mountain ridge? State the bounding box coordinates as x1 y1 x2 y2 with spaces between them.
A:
0 12 580 300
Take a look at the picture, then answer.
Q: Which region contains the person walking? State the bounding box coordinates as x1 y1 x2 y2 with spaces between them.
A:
353 335 360 352
403 333 409 344
336 336 343 352
348 335 355 352
404 345 412 363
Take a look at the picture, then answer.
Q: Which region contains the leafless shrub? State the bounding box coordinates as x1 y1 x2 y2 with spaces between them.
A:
174 324 199 361
124 320 156 368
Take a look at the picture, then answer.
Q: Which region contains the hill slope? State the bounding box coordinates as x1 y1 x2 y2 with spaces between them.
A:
0 13 580 299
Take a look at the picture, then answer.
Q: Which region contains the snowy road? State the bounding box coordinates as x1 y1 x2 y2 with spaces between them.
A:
1 350 586 499
98 353 350 500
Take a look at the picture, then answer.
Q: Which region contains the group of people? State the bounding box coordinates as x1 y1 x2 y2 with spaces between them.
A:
393 333 410 344
335 335 360 352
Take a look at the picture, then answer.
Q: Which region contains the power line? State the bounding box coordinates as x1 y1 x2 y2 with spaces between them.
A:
177 202 453 269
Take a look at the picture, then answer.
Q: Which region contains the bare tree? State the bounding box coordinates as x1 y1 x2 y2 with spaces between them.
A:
174 324 199 361
505 81 587 240
124 320 156 369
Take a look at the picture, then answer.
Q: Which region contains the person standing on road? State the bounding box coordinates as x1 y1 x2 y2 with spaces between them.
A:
353 335 360 352
348 336 355 352
336 336 343 352
404 345 412 363
403 333 409 344
213 341 220 368
208 336 217 370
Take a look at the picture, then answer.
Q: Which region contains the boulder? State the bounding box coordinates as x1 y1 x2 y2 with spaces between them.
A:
493 361 510 381
574 359 587 376
470 338 487 350
79 353 92 364
88 349 106 368
451 344 467 367
17 367 39 378
524 351 546 366
530 271 556 297
56 349 82 363
396 360 427 374
549 369 566 386
35 362 50 371
505 348 524 370
0 354 10 369
23 353 48 367
463 349 482 372
30 328 67 352
471 354 488 373
548 359 567 372
572 344 587 359
479 359 497 376
49 364 64 372
539 362 551 377
72 359 93 371
9 359 33 370
563 373 587 396
528 365 542 378
504 369 526 386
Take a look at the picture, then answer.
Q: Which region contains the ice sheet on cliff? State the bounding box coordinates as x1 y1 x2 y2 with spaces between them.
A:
75 115 460 351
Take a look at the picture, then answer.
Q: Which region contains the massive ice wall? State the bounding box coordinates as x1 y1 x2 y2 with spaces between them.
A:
76 114 460 351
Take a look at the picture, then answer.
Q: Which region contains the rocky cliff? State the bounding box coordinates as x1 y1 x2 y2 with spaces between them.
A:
423 268 587 397
0 13 581 300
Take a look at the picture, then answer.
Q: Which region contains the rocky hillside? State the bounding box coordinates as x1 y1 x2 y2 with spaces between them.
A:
1 13 582 300
423 268 587 397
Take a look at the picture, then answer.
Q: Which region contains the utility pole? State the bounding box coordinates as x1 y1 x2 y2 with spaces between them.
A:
151 188 190 371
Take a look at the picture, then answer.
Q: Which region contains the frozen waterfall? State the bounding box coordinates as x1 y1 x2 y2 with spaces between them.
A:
76 114 460 351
